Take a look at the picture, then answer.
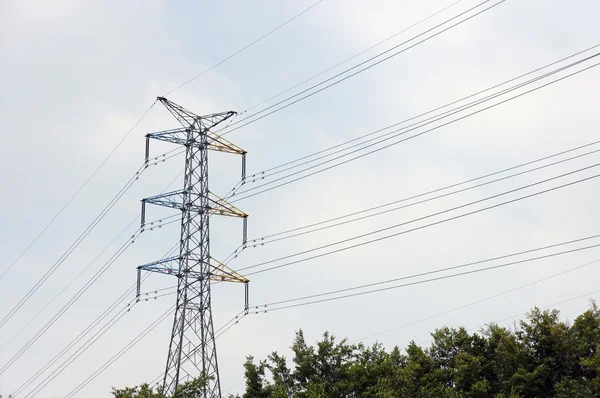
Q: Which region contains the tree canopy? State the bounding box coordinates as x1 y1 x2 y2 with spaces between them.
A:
111 302 600 397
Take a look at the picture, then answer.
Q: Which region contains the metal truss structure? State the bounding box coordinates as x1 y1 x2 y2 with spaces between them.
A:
137 97 249 397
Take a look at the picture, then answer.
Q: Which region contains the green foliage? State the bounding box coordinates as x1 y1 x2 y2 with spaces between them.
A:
111 372 211 398
237 301 600 397
113 302 600 397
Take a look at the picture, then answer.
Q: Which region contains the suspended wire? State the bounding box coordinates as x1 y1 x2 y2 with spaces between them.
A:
4 0 309 280
244 147 600 248
19 299 139 398
4 0 315 283
240 45 600 184
245 43 600 178
22 284 180 398
62 307 246 398
63 306 174 398
247 139 600 244
256 243 600 313
230 58 600 203
2 167 183 380
243 0 468 113
163 0 326 96
232 52 600 198
219 0 505 136
261 234 600 308
0 101 157 281
240 166 600 276
0 147 184 331
12 242 180 397
0 215 139 355
0 227 145 376
417 287 600 346
4 0 319 288
484 290 600 328
355 257 600 343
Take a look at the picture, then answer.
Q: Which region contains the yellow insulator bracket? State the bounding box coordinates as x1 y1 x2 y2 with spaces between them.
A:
209 257 249 283
208 191 248 218
207 131 246 155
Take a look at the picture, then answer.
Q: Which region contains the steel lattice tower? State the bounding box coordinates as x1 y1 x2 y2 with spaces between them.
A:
137 97 249 397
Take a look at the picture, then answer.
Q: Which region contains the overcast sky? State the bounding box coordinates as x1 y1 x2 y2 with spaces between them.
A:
2 0 600 397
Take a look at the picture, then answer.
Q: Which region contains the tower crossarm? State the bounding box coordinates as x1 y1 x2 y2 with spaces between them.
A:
146 127 190 147
208 192 247 218
138 256 181 276
157 96 236 131
136 256 249 298
146 127 245 155
209 257 249 283
207 132 246 155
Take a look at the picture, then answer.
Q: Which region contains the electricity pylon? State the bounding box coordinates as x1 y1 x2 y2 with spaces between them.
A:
137 97 249 397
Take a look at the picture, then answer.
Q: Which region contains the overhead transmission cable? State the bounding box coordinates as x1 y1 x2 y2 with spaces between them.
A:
222 141 600 264
163 0 326 96
12 242 181 397
243 147 600 248
0 101 157 281
240 44 600 183
254 241 600 313
355 257 600 343
257 234 600 309
19 288 175 398
219 0 506 135
230 55 600 203
0 214 141 354
63 306 174 398
238 165 600 276
2 0 321 281
417 287 600 346
0 147 183 332
0 169 185 376
61 307 247 398
234 59 594 195
243 0 468 113
249 139 600 242
0 225 145 376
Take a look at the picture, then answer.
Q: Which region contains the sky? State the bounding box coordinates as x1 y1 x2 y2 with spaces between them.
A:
1 0 600 396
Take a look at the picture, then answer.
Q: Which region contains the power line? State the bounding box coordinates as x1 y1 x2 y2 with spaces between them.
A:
163 0 326 96
0 227 144 375
416 288 600 346
61 307 247 398
0 148 183 332
3 0 318 282
257 243 600 313
0 102 157 281
244 147 600 248
243 0 468 113
0 167 143 331
245 140 600 243
354 257 600 343
0 214 139 354
260 234 600 308
240 166 600 275
484 290 600 328
220 0 505 135
0 168 184 376
230 57 600 203
20 300 138 398
241 44 600 182
63 306 174 398
12 242 181 397
0 214 179 356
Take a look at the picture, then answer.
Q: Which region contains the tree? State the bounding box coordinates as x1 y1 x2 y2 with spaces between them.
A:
112 302 600 397
234 301 600 397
